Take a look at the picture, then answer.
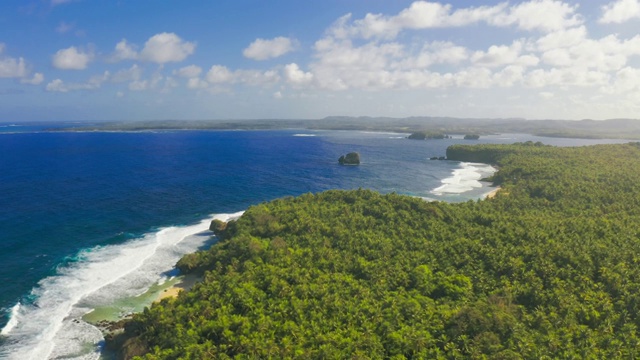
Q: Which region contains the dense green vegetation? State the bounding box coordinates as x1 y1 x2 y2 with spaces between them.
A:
116 142 640 359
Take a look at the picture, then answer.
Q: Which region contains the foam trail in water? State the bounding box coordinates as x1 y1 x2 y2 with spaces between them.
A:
0 211 243 360
431 162 496 195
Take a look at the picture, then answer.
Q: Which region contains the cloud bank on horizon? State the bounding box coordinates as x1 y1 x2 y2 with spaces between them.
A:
1 0 640 121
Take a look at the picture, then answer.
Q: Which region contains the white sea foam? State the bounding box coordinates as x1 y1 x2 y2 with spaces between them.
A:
293 134 316 137
431 162 496 195
0 303 20 336
0 211 243 360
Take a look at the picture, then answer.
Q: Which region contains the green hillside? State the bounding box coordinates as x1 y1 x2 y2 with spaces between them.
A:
114 142 640 359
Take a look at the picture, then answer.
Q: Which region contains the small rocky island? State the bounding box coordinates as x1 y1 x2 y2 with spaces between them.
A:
407 131 450 140
339 152 360 165
464 134 480 140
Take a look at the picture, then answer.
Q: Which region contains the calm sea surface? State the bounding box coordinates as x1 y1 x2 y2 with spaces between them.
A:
0 124 630 359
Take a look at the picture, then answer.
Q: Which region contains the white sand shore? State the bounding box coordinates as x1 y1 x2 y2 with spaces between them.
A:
484 187 501 199
156 274 201 302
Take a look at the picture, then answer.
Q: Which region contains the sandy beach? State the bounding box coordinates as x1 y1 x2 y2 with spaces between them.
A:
485 187 501 199
156 274 201 302
81 273 202 326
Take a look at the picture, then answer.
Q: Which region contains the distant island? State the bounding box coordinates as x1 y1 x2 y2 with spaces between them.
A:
108 141 640 359
53 116 640 140
407 131 450 140
464 134 480 140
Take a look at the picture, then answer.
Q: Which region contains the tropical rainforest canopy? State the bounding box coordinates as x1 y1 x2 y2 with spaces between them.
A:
115 141 640 359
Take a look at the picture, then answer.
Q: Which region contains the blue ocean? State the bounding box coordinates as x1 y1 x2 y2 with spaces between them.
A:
0 124 630 359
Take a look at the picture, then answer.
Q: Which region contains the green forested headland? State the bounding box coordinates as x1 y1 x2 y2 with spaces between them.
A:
116 142 640 359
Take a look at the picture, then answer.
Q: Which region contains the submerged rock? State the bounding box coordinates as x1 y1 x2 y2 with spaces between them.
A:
339 152 361 165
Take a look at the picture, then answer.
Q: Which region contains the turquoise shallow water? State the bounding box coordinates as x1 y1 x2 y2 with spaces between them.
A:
0 125 629 359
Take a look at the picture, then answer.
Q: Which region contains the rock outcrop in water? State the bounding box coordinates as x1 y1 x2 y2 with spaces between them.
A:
339 152 360 165
408 131 449 140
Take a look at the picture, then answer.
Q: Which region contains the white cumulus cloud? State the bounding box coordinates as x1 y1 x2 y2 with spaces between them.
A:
243 37 296 60
0 44 41 82
536 26 588 52
205 66 280 86
525 67 609 88
129 80 148 91
328 0 582 40
393 41 469 69
109 39 138 62
187 78 208 89
601 66 640 93
283 63 313 85
493 65 526 87
174 65 202 78
538 32 637 71
46 79 68 92
234 69 280 86
21 72 44 85
471 41 539 68
328 3 502 40
111 64 143 83
139 33 196 64
600 0 640 24
489 0 583 33
172 65 207 89
52 46 92 70
46 71 109 92
0 56 27 78
206 65 234 83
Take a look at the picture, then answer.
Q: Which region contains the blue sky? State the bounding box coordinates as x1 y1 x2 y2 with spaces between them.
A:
1 0 640 121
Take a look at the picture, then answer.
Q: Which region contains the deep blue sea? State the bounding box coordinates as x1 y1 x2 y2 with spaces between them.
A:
0 123 630 359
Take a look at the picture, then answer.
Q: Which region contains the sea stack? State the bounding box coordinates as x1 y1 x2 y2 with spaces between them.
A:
339 152 360 165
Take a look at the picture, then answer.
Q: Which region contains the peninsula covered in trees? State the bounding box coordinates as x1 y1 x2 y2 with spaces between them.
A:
57 117 640 139
110 141 640 359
